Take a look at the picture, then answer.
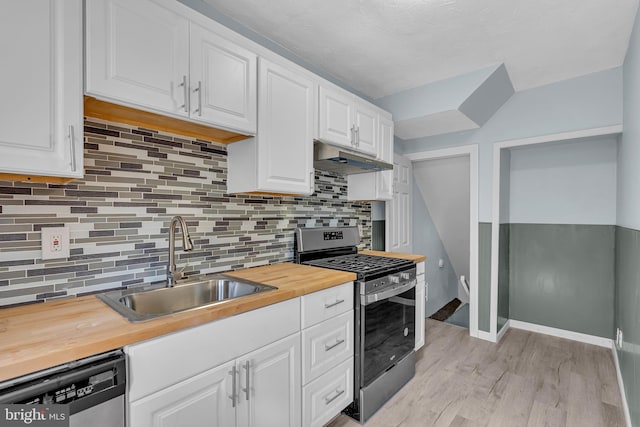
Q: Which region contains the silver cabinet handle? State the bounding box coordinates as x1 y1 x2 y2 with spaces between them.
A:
324 299 345 309
179 75 188 112
68 125 77 171
355 127 360 147
229 365 237 407
241 361 250 401
325 338 345 352
350 125 356 146
193 81 202 116
324 389 345 405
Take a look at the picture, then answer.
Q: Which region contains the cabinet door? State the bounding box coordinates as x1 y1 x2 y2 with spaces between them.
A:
318 86 354 148
257 59 314 194
190 24 257 134
354 102 378 156
129 360 236 427
86 0 189 117
237 334 301 427
415 276 426 350
0 0 83 178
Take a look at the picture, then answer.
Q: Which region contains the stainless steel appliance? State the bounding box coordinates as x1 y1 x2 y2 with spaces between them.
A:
313 141 393 175
0 350 125 427
295 226 416 423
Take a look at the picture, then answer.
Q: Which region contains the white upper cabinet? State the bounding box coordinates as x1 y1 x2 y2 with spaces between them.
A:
190 23 257 132
353 102 378 156
86 0 257 134
227 59 315 195
318 86 354 148
318 84 379 157
347 113 394 201
0 0 83 179
85 0 190 117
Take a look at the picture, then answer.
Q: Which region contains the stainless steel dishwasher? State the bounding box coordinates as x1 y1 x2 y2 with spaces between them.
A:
0 350 125 427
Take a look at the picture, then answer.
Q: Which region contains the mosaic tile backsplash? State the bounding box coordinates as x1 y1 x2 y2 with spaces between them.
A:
0 119 371 306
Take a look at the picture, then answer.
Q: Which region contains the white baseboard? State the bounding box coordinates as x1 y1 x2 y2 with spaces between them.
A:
508 320 613 348
611 343 633 427
476 330 496 342
497 319 511 342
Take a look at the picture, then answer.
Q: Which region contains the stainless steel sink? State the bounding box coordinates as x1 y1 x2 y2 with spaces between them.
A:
97 275 277 322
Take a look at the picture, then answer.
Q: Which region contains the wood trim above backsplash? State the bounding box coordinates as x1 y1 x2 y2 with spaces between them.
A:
84 96 251 144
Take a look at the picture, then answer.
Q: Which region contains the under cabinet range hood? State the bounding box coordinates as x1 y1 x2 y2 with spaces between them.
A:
313 141 393 175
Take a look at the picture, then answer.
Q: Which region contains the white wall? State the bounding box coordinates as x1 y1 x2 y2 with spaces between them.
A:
413 156 470 279
398 67 623 222
509 136 618 224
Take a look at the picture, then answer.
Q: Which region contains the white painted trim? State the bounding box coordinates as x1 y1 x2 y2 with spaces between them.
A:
405 144 476 161
611 343 633 427
477 330 496 343
497 319 510 342
489 125 623 342
509 320 613 348
489 143 500 342
493 125 623 150
405 144 480 339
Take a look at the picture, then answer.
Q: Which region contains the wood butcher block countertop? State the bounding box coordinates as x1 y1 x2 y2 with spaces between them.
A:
360 249 427 263
0 263 355 383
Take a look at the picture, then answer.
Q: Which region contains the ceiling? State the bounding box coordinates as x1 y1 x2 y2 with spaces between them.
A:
201 0 639 100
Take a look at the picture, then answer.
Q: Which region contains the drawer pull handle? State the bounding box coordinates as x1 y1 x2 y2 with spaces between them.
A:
325 389 345 405
325 339 345 352
242 361 250 401
324 299 345 309
229 365 237 407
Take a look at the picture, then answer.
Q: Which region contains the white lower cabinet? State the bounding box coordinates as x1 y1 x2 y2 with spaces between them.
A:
129 360 236 427
125 285 355 427
303 357 354 427
415 261 426 350
237 334 301 427
301 284 354 427
126 298 301 427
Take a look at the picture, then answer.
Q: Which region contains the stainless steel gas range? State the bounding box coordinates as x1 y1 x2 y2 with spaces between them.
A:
295 226 416 423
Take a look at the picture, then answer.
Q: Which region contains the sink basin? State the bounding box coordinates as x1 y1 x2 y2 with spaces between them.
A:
97 275 277 322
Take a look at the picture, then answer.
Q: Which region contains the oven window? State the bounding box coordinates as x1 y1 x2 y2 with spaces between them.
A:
361 287 415 386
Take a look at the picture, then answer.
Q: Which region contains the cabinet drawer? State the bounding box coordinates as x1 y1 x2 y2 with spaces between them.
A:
301 282 353 329
417 261 425 275
302 311 353 384
302 357 353 427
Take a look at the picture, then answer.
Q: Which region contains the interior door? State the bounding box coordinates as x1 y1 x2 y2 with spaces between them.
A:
387 153 412 253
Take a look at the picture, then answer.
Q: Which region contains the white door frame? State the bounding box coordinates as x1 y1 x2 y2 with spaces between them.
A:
405 144 479 338
489 125 623 341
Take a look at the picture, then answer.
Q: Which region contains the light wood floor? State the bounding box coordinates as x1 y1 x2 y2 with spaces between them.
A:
327 319 626 427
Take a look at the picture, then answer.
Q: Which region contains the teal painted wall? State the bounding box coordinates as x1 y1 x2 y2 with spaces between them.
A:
616 227 640 425
478 223 492 333
509 224 615 338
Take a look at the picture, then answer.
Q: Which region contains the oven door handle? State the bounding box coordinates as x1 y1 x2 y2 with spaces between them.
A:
361 279 416 306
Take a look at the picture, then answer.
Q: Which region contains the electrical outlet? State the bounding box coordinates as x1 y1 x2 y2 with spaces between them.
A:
41 227 70 260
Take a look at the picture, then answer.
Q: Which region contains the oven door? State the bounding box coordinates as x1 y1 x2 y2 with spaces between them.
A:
360 280 416 387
